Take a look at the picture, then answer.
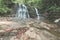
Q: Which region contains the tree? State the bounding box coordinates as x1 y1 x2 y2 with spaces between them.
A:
0 0 13 15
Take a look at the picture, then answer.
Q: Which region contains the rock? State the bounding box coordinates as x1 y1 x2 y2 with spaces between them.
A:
0 18 59 40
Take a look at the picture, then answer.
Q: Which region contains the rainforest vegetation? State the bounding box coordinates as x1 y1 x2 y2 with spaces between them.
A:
0 0 60 21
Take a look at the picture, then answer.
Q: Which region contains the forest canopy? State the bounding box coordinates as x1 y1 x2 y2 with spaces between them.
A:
0 0 60 14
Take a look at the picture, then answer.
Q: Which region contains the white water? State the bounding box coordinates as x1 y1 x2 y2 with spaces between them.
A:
54 18 60 23
35 8 40 20
16 3 41 20
16 4 30 20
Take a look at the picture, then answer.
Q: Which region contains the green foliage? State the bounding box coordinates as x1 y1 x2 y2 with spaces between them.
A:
12 0 25 4
26 0 42 9
40 0 60 12
48 6 60 12
0 0 12 14
12 0 42 8
13 0 60 11
0 0 60 15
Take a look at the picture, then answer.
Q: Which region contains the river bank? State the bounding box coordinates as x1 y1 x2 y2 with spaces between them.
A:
0 17 59 40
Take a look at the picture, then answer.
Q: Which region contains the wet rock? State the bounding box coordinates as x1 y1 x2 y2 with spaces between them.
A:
0 18 59 40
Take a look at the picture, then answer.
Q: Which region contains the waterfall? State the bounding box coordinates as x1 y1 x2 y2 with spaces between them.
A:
15 3 41 20
35 8 40 20
16 4 30 20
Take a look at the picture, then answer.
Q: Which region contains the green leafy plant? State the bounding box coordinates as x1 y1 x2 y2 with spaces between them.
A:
0 0 12 14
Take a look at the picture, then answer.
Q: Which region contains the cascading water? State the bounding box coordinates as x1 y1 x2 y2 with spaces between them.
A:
16 4 30 20
35 8 40 20
16 3 41 20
